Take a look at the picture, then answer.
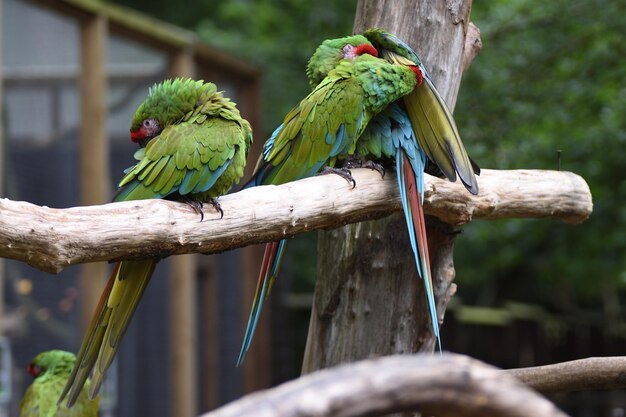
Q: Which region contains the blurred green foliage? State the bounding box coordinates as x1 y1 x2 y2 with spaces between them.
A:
111 0 625 312
111 0 357 130
454 0 626 313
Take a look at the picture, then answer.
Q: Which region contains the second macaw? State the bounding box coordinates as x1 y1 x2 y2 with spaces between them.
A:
237 35 417 364
237 35 423 364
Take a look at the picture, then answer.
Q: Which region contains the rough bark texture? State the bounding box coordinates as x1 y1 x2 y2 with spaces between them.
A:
201 354 569 417
305 0 479 377
0 169 591 274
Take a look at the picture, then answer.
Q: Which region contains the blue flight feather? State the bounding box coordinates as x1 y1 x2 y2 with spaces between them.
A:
237 239 288 366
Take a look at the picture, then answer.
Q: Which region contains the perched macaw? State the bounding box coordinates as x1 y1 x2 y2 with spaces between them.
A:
60 78 252 406
238 35 423 364
239 30 480 361
20 350 98 417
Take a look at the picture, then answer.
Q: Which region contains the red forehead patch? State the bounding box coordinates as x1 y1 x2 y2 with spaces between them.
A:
354 44 379 58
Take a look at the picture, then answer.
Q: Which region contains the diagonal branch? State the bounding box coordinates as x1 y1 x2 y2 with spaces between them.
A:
200 353 569 417
0 168 592 274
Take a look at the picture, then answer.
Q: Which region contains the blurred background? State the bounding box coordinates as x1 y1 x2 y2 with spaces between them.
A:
0 0 624 416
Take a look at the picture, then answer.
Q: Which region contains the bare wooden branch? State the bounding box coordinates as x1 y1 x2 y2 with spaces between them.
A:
201 353 569 417
0 169 591 274
506 357 626 393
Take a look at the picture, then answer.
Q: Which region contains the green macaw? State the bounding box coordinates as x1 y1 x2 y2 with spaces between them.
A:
237 35 422 364
20 350 98 417
60 78 252 406
239 30 480 361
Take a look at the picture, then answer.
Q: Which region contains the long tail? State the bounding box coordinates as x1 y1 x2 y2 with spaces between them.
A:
59 259 156 406
237 239 287 365
397 149 441 351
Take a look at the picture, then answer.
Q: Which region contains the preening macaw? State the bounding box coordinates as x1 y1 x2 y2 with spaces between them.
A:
60 78 252 405
239 30 480 360
20 350 98 417
238 34 423 364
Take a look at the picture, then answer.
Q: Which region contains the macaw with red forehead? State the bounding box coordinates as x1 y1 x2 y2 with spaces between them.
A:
237 34 426 364
20 350 98 417
59 78 252 406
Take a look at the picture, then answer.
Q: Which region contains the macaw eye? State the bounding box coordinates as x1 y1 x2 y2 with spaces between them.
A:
342 44 355 54
143 119 152 128
27 364 42 377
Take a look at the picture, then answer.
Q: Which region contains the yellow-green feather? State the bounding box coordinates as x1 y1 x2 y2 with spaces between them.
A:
364 31 479 194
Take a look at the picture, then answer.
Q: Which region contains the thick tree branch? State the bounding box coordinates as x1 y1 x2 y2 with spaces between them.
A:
200 353 568 417
0 169 591 274
506 357 626 393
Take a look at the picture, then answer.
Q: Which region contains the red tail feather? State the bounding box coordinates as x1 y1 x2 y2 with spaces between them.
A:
403 155 436 306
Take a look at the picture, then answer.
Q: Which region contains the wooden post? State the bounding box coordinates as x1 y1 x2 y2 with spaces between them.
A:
167 49 199 417
78 14 110 333
303 0 476 376
0 0 5 337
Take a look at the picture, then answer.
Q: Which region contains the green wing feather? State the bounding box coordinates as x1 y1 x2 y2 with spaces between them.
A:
258 54 417 185
117 118 246 201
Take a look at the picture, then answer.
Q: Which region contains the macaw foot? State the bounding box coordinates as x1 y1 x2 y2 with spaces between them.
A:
180 197 224 221
318 166 356 189
343 157 386 178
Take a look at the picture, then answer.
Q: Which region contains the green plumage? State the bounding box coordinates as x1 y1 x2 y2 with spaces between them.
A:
239 34 424 363
61 78 251 406
259 50 416 185
119 78 252 201
305 35 370 89
20 351 98 417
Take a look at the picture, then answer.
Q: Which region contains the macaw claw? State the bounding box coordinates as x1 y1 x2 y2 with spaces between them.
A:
179 196 223 221
207 197 224 219
180 197 205 221
344 156 386 178
318 166 356 189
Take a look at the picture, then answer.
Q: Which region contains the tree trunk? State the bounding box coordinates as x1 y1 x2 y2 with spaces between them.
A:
302 0 476 376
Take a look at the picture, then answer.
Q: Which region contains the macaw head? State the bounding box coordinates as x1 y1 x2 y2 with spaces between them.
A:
26 350 75 379
306 35 379 89
130 78 216 148
363 28 425 85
